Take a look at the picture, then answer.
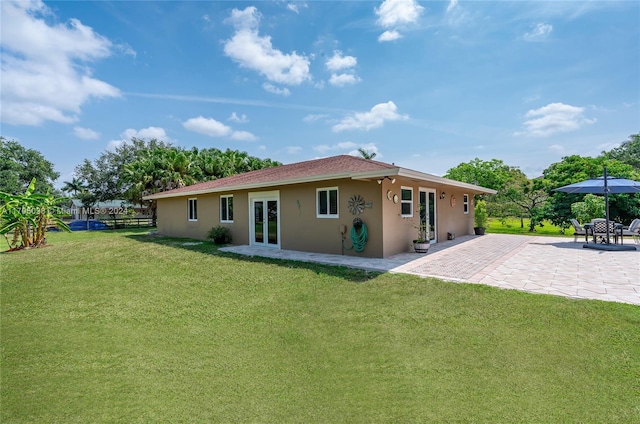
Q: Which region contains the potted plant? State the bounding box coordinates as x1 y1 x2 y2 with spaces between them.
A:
474 199 488 235
412 222 430 253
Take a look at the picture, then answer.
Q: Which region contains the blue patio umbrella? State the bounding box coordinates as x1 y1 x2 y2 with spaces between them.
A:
553 166 640 249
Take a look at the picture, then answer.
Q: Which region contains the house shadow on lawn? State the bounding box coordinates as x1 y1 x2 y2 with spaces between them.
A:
125 233 381 283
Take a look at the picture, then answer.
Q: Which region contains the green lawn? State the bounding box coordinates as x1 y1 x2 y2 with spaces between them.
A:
486 217 574 236
1 230 639 423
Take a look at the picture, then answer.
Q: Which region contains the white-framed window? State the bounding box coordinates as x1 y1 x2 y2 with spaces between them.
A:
188 198 198 221
220 195 233 223
463 194 469 214
317 187 339 218
401 186 413 217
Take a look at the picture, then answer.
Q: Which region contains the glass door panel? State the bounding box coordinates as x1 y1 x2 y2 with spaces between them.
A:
420 189 437 243
267 200 278 245
254 201 264 243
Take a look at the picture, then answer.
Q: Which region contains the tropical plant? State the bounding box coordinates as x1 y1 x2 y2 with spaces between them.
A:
474 200 488 229
61 177 87 196
358 148 377 160
0 178 70 250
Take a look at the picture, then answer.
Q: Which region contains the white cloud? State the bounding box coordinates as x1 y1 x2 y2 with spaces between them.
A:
516 102 596 137
286 146 302 154
262 82 291 96
228 112 248 123
326 50 357 72
314 141 358 153
375 0 424 41
231 130 257 141
376 0 424 28
378 30 403 42
332 101 408 132
183 116 232 137
224 6 311 86
444 0 469 27
108 127 170 150
286 3 307 14
329 73 361 87
0 0 121 126
523 23 553 42
303 114 329 123
183 116 257 141
73 126 100 140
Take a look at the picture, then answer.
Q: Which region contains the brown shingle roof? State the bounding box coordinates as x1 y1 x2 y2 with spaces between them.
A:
145 155 398 199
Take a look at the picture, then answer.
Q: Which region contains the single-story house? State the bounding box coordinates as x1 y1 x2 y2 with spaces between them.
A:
144 155 496 258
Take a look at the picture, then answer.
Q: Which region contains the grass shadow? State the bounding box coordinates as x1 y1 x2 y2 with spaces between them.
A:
125 233 381 283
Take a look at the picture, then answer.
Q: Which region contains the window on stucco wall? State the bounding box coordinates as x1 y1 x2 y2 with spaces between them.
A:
188 198 198 221
401 187 413 217
317 187 338 218
221 195 233 223
463 194 469 214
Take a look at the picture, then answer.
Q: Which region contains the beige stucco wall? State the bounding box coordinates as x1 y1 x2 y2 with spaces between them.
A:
156 179 480 258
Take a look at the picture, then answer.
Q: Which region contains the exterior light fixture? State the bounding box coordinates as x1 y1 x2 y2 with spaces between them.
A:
377 176 396 184
440 191 446 199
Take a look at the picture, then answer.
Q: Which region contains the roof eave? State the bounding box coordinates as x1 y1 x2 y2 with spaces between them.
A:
143 169 401 200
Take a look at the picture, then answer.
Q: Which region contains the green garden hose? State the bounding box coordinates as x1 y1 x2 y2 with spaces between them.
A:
343 220 368 253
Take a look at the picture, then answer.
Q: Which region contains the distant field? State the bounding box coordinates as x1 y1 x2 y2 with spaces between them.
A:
486 217 572 236
2 229 638 422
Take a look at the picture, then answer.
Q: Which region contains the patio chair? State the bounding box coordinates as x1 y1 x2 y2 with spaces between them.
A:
619 218 640 245
570 219 586 242
588 219 619 244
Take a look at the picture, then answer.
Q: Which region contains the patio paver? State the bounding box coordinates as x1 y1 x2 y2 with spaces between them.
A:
220 234 640 305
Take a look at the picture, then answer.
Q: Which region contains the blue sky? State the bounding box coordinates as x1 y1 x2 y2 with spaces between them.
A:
1 0 639 186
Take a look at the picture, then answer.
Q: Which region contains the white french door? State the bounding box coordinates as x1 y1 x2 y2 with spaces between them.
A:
419 188 437 243
249 191 280 248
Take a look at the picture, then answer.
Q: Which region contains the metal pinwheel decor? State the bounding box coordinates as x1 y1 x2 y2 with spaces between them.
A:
348 194 366 215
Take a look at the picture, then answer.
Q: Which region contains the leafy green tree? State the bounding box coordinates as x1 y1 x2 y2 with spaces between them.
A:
444 158 514 192
0 137 59 195
501 172 549 231
602 134 640 170
542 155 640 229
74 137 170 204
0 178 70 250
571 194 605 223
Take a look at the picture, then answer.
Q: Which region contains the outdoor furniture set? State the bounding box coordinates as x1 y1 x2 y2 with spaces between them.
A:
572 218 640 245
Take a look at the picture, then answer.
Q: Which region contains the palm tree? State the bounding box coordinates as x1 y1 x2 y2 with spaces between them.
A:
358 148 377 160
61 177 86 197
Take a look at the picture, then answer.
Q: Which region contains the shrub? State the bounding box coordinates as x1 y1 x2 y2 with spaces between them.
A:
208 225 231 244
474 200 488 228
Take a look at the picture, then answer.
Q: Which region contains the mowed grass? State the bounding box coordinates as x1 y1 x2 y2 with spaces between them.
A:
1 230 639 423
487 217 574 236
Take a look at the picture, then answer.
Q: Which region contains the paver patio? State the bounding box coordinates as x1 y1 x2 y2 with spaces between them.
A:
221 234 640 305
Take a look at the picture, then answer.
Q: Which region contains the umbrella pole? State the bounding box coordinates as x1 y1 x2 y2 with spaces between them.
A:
604 166 611 244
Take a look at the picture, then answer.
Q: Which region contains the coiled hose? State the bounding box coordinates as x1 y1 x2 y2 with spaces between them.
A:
343 220 368 253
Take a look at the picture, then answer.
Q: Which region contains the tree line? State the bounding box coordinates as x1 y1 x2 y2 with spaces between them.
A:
443 134 640 230
1 134 639 232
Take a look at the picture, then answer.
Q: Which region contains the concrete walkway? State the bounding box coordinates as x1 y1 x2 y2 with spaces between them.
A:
220 234 640 306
